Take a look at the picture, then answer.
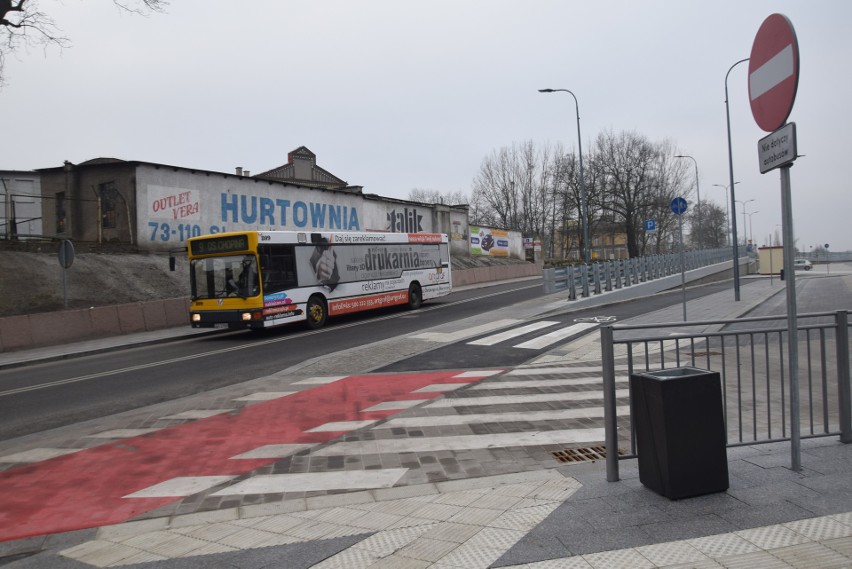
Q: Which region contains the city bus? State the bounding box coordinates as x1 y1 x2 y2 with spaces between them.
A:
186 230 452 330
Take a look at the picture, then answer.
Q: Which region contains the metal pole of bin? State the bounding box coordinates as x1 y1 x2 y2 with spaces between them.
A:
601 325 620 481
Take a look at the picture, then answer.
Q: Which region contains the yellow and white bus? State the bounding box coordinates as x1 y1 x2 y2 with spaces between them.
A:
187 230 451 330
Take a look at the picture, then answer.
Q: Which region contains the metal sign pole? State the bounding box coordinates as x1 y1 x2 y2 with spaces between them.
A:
58 239 75 310
680 218 687 321
780 165 801 471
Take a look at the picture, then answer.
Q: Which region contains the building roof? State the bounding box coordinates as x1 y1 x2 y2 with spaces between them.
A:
36 148 363 194
253 146 354 192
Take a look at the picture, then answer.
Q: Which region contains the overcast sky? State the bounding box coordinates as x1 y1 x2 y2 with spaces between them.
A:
3 1 850 251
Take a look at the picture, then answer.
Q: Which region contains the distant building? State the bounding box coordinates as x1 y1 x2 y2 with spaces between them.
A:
32 148 471 256
0 170 43 239
555 220 629 261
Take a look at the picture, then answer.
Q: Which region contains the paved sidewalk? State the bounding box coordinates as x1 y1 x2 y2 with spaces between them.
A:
4 274 852 569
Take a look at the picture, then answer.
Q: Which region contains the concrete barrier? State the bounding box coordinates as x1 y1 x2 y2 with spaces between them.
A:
0 263 541 353
452 263 541 288
0 298 191 353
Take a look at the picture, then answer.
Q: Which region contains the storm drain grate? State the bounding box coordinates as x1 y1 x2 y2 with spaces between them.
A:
552 445 623 464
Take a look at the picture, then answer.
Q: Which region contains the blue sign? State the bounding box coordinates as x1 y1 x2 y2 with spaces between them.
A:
644 219 656 231
671 197 688 215
825 243 830 249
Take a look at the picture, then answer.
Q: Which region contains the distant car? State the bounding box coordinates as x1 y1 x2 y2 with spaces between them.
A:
793 259 813 271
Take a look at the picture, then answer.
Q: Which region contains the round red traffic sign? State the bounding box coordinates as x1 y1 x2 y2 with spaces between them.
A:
748 13 799 132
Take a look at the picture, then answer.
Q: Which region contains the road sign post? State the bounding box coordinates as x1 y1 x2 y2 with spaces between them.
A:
58 239 75 309
671 198 688 321
750 12 802 472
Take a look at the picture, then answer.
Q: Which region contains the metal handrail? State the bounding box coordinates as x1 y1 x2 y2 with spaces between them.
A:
603 310 852 482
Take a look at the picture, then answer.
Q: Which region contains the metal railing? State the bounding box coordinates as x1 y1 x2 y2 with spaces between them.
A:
601 310 852 481
543 248 733 298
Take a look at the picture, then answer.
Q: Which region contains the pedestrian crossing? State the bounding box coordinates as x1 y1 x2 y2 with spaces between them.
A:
294 364 627 488
415 318 602 352
467 321 560 345
0 364 628 542
514 322 598 349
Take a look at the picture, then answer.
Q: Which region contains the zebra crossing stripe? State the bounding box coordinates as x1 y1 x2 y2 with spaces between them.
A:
514 322 599 350
426 389 629 408
507 365 631 375
311 428 606 456
468 321 560 346
378 405 631 428
412 319 520 342
467 377 623 390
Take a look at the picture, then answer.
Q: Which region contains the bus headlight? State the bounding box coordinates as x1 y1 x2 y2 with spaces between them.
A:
241 312 252 321
192 314 201 322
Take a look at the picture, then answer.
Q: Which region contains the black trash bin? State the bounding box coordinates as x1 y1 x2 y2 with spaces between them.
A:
630 367 729 500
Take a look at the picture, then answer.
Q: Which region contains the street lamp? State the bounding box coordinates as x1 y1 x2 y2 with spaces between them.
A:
746 211 759 249
725 57 749 301
674 155 701 248
736 199 756 247
712 182 739 246
539 88 589 263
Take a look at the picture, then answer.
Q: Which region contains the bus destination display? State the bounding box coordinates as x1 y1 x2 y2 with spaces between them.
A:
190 235 249 256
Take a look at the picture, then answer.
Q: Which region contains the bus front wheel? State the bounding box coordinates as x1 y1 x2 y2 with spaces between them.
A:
407 283 423 310
305 295 328 329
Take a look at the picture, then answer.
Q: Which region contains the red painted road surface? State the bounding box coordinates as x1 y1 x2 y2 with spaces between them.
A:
0 371 483 542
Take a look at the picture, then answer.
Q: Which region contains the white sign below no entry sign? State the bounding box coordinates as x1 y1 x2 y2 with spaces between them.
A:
758 122 797 174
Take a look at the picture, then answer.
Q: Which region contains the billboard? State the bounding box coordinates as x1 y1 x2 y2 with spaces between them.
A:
470 226 509 257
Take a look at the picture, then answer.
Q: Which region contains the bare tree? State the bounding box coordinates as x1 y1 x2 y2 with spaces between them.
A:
595 131 691 258
552 145 606 260
688 201 727 249
407 188 468 206
470 140 557 246
0 0 167 86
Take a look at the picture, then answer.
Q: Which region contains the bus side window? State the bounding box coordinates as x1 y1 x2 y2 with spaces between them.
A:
259 245 297 293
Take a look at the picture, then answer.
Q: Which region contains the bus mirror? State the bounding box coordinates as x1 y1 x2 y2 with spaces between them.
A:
169 256 176 271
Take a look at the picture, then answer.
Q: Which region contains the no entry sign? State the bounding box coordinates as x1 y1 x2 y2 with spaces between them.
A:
748 14 800 132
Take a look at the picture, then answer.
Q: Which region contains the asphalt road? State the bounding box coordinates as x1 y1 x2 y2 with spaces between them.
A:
0 280 540 440
3 274 837 442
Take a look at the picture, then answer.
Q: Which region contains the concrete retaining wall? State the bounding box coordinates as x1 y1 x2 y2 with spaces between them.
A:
0 263 541 353
0 298 191 353
452 263 542 287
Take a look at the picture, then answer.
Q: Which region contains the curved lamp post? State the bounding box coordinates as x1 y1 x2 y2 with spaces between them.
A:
539 88 590 263
712 182 739 246
746 211 759 247
726 57 749 301
736 199 756 247
674 154 701 248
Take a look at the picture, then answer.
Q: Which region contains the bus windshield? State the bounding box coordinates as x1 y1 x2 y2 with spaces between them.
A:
190 254 259 300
